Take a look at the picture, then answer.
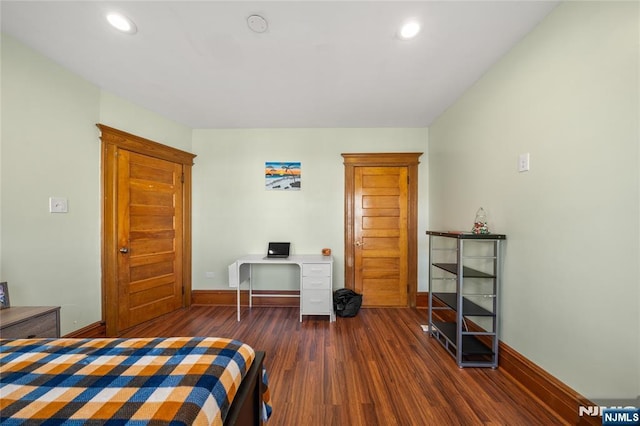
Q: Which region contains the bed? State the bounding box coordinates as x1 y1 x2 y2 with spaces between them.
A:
0 336 272 425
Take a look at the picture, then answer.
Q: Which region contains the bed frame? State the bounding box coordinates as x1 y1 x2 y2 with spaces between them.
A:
225 350 266 425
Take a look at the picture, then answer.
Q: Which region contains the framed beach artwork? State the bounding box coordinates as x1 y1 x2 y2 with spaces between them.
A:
265 161 301 190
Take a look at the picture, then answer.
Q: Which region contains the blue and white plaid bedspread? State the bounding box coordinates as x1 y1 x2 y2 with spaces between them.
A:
0 336 271 425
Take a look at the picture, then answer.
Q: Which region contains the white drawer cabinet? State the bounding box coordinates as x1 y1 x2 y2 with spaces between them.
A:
301 261 334 321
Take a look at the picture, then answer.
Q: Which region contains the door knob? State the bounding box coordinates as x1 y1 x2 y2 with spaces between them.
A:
355 241 362 247
119 247 129 253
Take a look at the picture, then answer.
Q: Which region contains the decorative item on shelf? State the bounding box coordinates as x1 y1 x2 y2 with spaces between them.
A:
471 207 490 234
322 248 332 256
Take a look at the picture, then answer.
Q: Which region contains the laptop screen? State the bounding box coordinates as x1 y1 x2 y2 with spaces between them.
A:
267 242 290 257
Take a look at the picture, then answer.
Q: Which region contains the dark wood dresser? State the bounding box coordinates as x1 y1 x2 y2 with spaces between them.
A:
0 306 61 339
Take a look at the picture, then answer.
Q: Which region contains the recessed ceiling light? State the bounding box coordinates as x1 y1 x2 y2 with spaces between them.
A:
399 21 420 40
106 13 137 34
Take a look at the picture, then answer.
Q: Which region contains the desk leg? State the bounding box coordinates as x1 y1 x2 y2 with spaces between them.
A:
236 262 254 321
236 262 241 321
249 264 253 309
299 264 303 322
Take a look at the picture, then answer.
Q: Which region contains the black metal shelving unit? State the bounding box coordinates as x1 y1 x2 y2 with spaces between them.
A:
426 231 506 368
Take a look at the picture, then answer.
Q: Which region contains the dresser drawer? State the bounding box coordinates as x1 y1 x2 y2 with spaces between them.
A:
302 276 331 290
301 289 332 314
302 263 331 277
0 307 60 339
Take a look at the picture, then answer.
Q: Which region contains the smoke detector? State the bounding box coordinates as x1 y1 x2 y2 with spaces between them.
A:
247 15 268 33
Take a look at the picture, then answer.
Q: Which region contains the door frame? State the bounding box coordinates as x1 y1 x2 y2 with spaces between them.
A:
342 152 422 308
98 124 196 336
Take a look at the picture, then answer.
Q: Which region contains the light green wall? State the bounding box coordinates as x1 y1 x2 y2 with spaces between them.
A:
0 34 191 335
191 128 429 292
1 34 102 334
429 1 639 400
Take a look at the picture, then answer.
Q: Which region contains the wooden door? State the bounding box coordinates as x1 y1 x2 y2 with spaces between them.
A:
343 153 422 307
99 125 196 336
354 166 408 306
116 151 184 330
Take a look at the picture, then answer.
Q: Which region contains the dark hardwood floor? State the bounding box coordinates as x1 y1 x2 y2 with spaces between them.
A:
120 306 566 425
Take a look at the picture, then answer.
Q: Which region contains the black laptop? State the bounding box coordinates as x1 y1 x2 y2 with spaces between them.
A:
265 242 290 259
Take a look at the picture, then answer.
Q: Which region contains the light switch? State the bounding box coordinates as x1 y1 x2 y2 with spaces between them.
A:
518 153 530 172
49 197 68 213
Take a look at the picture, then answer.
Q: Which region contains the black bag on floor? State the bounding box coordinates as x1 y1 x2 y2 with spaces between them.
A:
333 288 363 317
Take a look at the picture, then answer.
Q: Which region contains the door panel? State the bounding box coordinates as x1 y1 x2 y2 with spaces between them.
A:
116 150 184 331
354 166 408 307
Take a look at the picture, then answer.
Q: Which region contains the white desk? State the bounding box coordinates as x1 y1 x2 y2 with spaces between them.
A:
232 254 334 322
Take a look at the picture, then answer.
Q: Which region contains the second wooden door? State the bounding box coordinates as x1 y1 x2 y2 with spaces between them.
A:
354 166 408 306
343 153 422 308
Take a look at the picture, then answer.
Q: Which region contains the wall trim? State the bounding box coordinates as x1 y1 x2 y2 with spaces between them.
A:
192 289 300 307
498 340 598 425
64 321 105 338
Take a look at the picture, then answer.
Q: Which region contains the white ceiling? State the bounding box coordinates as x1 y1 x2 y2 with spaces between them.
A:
1 1 559 129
